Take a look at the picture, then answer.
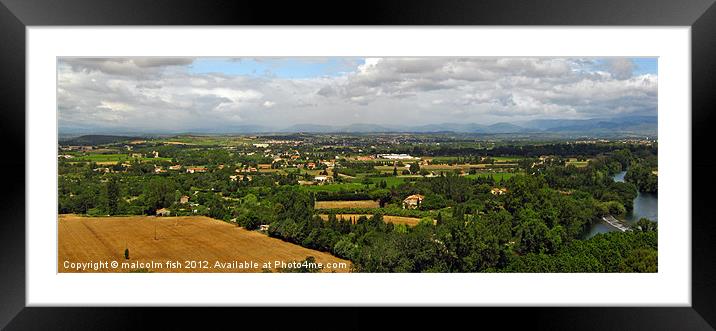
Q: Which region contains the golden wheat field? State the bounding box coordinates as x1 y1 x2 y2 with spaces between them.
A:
58 214 350 273
314 200 380 209
318 214 423 226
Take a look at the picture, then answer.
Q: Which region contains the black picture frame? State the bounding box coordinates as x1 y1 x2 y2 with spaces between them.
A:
1 0 715 329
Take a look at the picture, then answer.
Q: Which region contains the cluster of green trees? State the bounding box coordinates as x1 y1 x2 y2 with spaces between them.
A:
542 151 641 213
58 141 658 273
260 165 654 272
334 161 380 177
625 164 658 193
264 184 656 272
383 142 655 159
316 207 431 218
507 220 657 272
59 160 287 218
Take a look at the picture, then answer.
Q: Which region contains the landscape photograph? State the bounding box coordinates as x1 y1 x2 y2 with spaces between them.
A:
57 57 658 273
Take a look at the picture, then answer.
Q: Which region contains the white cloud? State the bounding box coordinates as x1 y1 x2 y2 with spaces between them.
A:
97 101 134 112
607 58 636 80
57 57 657 132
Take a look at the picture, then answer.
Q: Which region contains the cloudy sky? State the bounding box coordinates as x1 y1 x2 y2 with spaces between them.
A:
57 57 657 133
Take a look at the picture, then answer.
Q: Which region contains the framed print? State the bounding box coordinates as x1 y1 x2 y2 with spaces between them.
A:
2 0 716 329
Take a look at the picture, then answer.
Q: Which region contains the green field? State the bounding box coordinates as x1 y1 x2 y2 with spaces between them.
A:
566 162 589 167
375 164 471 172
71 154 172 163
566 158 591 168
464 172 520 181
429 156 461 163
367 176 407 188
158 136 255 146
491 156 523 162
430 156 523 163
374 165 400 173
298 182 366 193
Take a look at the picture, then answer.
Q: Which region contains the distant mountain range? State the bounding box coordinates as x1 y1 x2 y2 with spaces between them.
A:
276 116 657 135
59 135 144 145
401 122 527 134
59 116 657 137
519 115 657 132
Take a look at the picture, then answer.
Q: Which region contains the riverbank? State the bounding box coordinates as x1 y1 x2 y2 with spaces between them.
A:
586 170 658 238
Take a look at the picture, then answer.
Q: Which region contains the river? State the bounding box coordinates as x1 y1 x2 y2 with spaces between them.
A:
585 170 658 238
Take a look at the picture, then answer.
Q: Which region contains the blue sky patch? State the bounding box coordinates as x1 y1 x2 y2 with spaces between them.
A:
189 57 365 78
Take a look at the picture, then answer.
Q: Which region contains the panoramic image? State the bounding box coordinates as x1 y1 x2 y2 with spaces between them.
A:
57 57 658 273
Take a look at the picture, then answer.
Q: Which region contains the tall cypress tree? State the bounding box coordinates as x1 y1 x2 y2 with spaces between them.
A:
106 176 120 215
